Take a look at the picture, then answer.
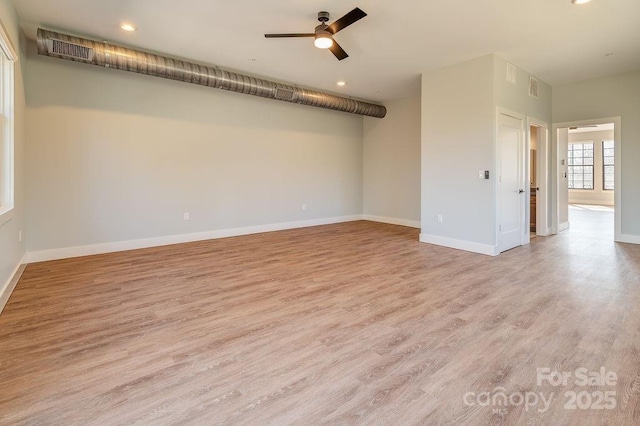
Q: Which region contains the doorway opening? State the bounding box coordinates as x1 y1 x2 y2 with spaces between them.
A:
527 118 550 242
552 117 621 241
496 110 550 253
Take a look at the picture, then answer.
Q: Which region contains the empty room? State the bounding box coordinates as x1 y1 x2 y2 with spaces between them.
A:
1 0 640 424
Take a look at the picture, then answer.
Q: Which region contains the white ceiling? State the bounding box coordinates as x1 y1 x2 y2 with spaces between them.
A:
12 0 640 103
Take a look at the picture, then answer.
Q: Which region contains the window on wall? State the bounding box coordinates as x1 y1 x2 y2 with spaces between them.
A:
0 23 16 219
567 142 594 190
603 140 615 190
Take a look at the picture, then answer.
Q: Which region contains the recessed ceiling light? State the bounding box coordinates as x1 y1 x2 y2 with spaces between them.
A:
336 81 346 86
571 0 591 4
120 23 136 32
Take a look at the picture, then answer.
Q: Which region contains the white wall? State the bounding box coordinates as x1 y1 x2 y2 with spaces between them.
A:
26 48 364 253
0 0 26 307
363 92 420 227
421 54 551 254
568 129 614 206
553 71 640 237
421 55 495 249
493 56 552 125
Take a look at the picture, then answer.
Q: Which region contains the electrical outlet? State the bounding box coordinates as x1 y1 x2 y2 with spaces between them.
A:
437 214 444 223
302 204 307 211
183 212 190 221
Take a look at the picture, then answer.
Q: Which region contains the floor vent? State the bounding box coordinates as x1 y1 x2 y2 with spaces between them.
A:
529 76 539 98
47 39 94 62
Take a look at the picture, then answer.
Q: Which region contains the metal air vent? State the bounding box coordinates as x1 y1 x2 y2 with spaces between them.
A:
47 38 94 61
529 76 539 99
274 88 295 102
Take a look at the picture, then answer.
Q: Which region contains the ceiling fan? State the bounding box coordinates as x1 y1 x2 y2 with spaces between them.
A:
569 125 598 130
264 8 367 60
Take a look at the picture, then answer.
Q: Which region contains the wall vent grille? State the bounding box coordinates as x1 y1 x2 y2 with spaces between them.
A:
529 76 539 98
506 63 517 85
47 39 94 61
274 88 295 101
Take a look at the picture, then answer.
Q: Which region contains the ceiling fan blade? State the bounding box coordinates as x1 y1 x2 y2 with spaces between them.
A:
329 41 349 60
570 125 598 130
327 7 367 34
265 33 315 38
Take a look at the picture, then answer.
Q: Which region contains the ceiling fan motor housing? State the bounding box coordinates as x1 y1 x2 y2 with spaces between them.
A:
317 11 330 22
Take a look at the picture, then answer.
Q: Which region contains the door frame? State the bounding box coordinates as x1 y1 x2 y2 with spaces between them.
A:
495 107 527 253
551 116 621 240
526 117 550 240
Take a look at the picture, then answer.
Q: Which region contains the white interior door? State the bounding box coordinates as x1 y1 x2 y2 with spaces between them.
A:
498 113 525 252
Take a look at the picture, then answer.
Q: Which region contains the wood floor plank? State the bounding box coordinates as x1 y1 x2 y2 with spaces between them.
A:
1 207 639 424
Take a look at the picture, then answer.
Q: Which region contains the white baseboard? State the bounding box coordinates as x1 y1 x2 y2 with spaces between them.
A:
26 215 363 263
535 228 552 237
0 255 27 314
419 233 498 256
558 222 570 232
569 199 614 206
362 215 420 229
617 234 640 245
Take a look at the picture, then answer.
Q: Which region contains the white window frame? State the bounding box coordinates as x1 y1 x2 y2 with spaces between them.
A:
602 140 615 191
567 141 595 190
0 20 17 227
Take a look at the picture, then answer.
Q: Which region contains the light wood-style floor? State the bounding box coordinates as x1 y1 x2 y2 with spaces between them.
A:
1 209 639 425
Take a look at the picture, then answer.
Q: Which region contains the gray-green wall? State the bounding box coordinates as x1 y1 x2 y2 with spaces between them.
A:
553 71 640 238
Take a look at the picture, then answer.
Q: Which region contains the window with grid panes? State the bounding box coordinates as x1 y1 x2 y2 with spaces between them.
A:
0 27 15 219
567 142 594 190
602 140 614 190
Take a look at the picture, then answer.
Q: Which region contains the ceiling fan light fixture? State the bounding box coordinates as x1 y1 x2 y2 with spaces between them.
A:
314 32 334 49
